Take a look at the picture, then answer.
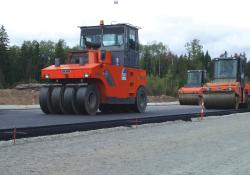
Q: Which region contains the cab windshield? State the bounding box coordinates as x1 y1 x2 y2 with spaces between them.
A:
80 35 101 48
186 72 202 86
214 59 237 80
80 27 124 48
102 33 123 46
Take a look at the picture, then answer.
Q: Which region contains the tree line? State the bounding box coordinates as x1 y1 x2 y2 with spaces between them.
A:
140 40 213 95
1 25 250 96
0 25 70 88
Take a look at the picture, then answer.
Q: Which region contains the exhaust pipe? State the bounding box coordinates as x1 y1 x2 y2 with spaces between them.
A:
55 58 60 67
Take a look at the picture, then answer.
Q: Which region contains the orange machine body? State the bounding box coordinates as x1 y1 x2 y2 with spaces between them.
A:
40 22 147 115
41 49 146 104
178 86 204 96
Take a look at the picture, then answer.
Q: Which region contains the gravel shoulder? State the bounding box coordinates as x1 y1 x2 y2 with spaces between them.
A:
1 113 250 175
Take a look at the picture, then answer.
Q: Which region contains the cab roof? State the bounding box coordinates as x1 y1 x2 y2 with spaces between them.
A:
79 23 140 30
214 53 247 61
187 70 206 73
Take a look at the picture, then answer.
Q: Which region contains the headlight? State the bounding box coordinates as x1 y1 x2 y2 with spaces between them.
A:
227 87 232 91
45 74 49 79
84 72 89 78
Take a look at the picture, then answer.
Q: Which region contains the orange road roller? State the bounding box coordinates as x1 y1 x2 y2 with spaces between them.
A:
178 70 207 105
39 22 147 115
203 53 250 109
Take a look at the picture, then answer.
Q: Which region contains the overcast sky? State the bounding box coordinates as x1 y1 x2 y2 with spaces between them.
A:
1 0 250 57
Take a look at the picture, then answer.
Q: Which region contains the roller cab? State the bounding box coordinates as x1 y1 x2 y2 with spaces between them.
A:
178 70 207 105
203 53 250 109
39 22 147 115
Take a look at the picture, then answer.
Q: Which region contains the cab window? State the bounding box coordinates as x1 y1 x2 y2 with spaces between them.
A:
129 29 136 50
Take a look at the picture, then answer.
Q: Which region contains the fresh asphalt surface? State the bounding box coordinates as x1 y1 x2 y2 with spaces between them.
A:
0 105 222 130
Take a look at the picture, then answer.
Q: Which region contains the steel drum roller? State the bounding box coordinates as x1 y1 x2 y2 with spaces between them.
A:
179 93 200 105
203 92 238 109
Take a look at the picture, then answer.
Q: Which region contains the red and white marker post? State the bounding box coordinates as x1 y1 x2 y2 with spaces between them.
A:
200 96 205 120
13 128 16 145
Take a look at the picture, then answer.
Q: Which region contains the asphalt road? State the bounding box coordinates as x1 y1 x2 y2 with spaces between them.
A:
0 105 222 130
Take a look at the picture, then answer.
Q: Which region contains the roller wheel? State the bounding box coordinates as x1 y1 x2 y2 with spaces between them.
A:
39 86 52 114
51 86 64 114
243 94 250 109
235 96 240 110
74 87 87 114
179 100 184 105
248 96 250 109
198 96 202 106
133 86 147 113
75 84 100 115
61 86 76 114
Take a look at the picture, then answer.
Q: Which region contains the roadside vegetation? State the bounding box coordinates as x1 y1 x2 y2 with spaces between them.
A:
1 25 250 96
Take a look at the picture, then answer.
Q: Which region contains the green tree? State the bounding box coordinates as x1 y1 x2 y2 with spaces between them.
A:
246 60 250 81
185 39 204 69
140 42 169 77
204 51 211 69
140 42 182 96
32 40 41 81
55 39 68 63
176 54 189 86
0 25 9 88
204 51 212 79
8 46 22 85
19 41 40 82
140 44 154 75
39 40 56 65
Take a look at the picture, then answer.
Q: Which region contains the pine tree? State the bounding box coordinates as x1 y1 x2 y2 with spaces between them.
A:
185 39 204 69
204 51 211 69
55 39 67 64
0 25 9 88
8 46 22 84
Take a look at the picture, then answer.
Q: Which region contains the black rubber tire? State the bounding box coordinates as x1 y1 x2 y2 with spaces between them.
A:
74 87 87 114
133 86 147 113
75 85 100 115
51 86 64 114
235 96 240 110
248 96 250 109
243 94 250 109
61 86 76 114
39 86 52 114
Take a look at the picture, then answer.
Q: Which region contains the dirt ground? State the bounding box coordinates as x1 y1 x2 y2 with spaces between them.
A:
148 95 177 102
1 113 250 175
0 89 39 105
0 89 176 105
